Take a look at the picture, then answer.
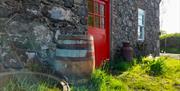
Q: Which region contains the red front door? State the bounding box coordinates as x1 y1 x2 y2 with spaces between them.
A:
87 0 110 67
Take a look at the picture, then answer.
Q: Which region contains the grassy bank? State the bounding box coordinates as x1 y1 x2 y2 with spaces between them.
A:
119 56 180 91
72 56 180 91
0 73 62 91
71 69 128 91
160 33 180 54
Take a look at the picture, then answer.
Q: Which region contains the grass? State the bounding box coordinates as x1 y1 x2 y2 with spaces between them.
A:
110 58 133 74
71 56 180 91
0 73 62 91
160 33 180 39
71 69 128 91
160 33 180 54
2 80 60 91
1 56 179 91
119 56 180 91
161 48 180 54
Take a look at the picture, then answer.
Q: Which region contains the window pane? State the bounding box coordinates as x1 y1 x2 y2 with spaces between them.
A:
138 8 145 15
138 8 145 26
138 26 144 40
95 2 99 14
100 17 105 29
138 18 142 26
87 0 106 29
140 27 143 39
100 4 104 16
138 14 142 20
142 15 145 24
138 26 141 39
95 16 100 28
88 0 93 13
88 15 94 26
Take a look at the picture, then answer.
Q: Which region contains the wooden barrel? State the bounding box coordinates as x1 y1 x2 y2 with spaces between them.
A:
54 35 95 81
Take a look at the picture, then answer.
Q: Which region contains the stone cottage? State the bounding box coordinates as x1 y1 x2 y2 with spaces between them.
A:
0 0 161 79
111 0 161 59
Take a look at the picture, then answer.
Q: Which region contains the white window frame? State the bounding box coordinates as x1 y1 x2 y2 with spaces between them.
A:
138 8 145 41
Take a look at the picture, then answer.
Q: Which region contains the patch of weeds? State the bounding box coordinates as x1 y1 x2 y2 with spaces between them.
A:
71 86 88 91
101 59 110 73
2 78 61 91
111 58 132 74
134 56 144 64
147 57 167 76
89 69 128 91
115 56 180 91
72 69 128 91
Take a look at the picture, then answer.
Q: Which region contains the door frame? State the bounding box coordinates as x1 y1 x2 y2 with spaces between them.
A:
87 0 110 66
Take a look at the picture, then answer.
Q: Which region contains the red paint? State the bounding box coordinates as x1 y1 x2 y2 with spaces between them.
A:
88 0 110 67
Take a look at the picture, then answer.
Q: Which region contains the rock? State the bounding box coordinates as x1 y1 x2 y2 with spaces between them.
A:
3 58 23 70
80 17 87 25
63 0 74 8
46 0 62 3
26 8 40 17
7 21 30 34
78 6 88 17
48 7 73 22
22 0 40 5
3 0 19 7
25 51 36 60
33 24 53 44
0 64 5 72
74 0 83 4
0 7 12 18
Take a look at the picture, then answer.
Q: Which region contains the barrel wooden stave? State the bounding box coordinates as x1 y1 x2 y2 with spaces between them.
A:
54 35 95 81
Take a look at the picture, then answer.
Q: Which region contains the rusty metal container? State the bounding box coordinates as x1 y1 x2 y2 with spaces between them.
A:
54 35 95 81
122 41 134 61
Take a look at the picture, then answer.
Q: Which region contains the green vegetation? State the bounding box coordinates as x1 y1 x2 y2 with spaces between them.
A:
147 57 167 76
3 80 60 91
2 56 179 91
119 56 180 91
71 69 128 91
160 33 180 53
160 33 180 39
110 58 133 74
0 73 62 91
72 56 180 91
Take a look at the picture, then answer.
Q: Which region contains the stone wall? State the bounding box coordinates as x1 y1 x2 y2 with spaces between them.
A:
0 0 88 71
0 0 162 71
111 0 161 58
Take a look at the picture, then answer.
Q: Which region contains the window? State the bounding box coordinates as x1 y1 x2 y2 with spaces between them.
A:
138 8 145 41
88 0 105 29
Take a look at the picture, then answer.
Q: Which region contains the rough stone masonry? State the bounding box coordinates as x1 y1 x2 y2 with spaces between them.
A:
0 0 88 72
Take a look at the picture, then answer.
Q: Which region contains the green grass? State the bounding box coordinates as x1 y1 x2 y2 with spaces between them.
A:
119 56 180 91
3 57 176 91
0 73 62 91
160 33 180 39
160 33 180 53
110 58 134 75
72 56 180 91
161 48 180 54
3 80 60 91
71 69 128 91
